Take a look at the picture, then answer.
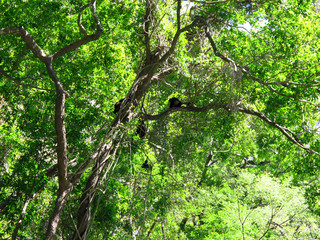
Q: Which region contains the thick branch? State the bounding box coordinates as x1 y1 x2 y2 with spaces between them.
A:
73 137 120 240
0 27 47 62
193 0 232 3
46 61 70 187
141 104 230 120
45 60 72 240
177 0 182 30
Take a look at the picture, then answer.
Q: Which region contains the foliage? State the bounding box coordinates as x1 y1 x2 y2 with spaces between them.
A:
1 0 320 239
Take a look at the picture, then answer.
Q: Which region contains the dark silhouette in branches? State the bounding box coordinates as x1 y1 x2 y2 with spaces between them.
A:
136 121 146 139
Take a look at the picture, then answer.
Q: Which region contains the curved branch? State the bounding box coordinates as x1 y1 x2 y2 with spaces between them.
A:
142 104 318 155
77 2 91 36
160 20 198 64
237 107 317 154
0 27 47 62
52 0 102 61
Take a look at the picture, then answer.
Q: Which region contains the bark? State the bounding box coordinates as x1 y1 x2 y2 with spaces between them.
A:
45 60 73 240
73 139 118 239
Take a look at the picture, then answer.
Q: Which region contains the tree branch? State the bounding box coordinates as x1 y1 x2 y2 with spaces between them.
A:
160 21 198 64
0 27 47 62
237 107 317 154
144 0 152 60
177 0 182 31
77 2 92 36
0 67 52 91
52 0 102 61
142 104 319 155
193 0 232 3
203 22 319 106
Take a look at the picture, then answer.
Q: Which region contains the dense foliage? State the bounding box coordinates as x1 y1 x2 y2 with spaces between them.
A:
1 0 320 239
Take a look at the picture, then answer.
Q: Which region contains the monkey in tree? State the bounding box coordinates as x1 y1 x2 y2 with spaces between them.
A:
141 159 150 169
169 97 191 108
113 98 124 114
113 98 130 122
136 121 146 139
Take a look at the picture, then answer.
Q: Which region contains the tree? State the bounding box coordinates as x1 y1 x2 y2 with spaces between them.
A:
1 0 320 239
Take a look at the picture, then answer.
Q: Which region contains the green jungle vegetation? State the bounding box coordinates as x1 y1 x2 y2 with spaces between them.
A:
1 0 320 239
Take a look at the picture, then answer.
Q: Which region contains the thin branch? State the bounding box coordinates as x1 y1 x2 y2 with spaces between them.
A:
91 0 102 32
258 207 276 240
198 151 217 186
146 216 159 239
150 67 176 82
160 20 199 63
144 0 152 60
203 22 319 106
237 107 317 154
0 67 52 91
77 2 92 36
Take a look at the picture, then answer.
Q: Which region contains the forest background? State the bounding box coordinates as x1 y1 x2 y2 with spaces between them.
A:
1 0 320 239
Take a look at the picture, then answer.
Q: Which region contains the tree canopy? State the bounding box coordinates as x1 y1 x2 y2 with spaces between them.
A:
1 0 320 239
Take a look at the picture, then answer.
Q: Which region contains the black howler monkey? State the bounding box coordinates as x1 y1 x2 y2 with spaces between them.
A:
113 98 130 122
136 121 146 139
169 97 191 108
114 98 124 114
169 97 182 108
141 159 150 169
